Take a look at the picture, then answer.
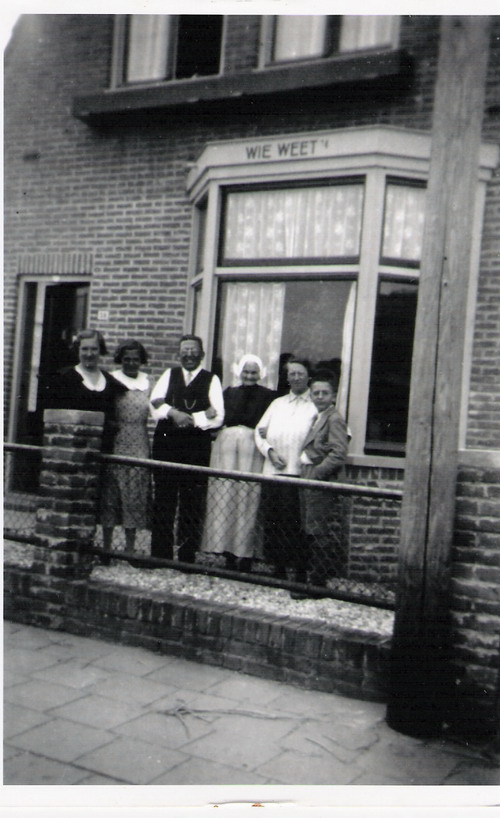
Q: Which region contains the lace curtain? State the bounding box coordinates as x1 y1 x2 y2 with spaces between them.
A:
274 16 328 61
219 282 285 389
223 185 364 261
382 184 426 262
337 282 357 418
340 16 396 52
126 15 171 82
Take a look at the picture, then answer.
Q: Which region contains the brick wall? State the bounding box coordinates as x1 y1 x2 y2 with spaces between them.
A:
345 467 404 585
450 465 500 738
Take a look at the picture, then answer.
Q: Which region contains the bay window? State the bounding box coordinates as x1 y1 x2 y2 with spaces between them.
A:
185 127 495 464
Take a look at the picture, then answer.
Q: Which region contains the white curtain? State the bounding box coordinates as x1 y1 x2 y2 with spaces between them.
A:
337 282 357 418
274 16 327 61
382 184 426 261
126 15 171 82
340 16 396 52
223 185 363 261
220 282 285 389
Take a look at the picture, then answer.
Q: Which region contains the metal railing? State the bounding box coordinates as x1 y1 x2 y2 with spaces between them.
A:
4 443 402 609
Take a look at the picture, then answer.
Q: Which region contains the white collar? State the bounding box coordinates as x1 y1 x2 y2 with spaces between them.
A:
111 369 149 391
288 389 311 403
75 364 106 392
182 365 202 383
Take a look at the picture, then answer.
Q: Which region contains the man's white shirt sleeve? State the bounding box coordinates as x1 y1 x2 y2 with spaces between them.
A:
150 369 172 421
150 369 224 429
192 375 224 430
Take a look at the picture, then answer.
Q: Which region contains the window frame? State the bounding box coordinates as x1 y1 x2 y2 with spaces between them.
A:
259 14 400 68
218 177 365 267
185 126 496 468
111 15 226 88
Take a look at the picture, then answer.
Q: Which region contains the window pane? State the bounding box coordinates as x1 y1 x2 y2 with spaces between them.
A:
382 182 426 263
195 200 207 274
222 184 364 263
213 278 356 400
192 285 202 336
339 15 397 52
176 16 223 78
126 15 171 82
273 16 327 61
365 279 418 455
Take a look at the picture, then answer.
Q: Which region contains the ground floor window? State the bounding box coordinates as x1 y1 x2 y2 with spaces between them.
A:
185 127 494 464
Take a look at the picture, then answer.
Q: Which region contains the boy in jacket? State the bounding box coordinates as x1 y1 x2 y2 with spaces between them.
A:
298 370 349 596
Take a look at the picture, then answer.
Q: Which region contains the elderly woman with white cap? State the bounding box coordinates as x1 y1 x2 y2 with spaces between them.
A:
201 354 275 572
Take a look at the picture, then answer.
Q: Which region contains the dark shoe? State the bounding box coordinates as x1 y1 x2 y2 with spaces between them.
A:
238 558 252 573
224 552 238 571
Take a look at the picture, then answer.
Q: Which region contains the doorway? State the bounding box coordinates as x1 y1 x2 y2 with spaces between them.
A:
9 280 90 492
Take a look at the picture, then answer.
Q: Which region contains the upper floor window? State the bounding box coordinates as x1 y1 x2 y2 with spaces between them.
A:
264 15 400 64
114 15 224 85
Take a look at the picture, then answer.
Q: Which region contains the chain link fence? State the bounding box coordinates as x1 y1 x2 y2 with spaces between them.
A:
4 444 400 608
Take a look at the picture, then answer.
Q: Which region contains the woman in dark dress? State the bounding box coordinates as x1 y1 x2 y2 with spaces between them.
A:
41 329 126 564
41 329 126 453
201 354 275 572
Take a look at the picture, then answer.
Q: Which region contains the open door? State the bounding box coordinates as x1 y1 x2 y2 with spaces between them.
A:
10 280 90 492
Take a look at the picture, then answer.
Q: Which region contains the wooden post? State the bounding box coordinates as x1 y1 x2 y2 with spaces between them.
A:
386 17 491 737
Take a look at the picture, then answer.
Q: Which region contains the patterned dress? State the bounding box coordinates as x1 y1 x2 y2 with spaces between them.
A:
101 375 151 530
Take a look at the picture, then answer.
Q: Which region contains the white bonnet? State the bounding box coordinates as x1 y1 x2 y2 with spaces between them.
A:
231 353 267 380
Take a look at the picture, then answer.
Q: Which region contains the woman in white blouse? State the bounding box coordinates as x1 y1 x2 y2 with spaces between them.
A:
254 358 317 580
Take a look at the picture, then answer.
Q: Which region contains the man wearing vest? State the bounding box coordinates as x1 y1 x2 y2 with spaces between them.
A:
150 335 224 563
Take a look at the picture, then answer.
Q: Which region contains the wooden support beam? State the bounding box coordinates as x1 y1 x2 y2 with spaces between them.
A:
386 16 491 737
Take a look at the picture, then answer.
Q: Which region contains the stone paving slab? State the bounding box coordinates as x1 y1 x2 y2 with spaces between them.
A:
75 735 187 785
4 679 86 711
207 674 290 706
180 712 299 771
4 750 91 785
90 672 176 705
32 659 112 689
146 659 233 692
255 748 362 785
150 756 271 785
3 704 51 739
7 717 114 763
112 709 216 749
49 693 147 730
91 647 172 676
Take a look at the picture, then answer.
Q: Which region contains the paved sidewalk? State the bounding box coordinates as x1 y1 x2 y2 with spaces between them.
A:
3 620 499 786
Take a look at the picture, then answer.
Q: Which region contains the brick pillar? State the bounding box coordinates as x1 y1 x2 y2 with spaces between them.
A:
32 410 105 596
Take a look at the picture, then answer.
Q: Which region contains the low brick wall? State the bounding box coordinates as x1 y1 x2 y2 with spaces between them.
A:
4 562 391 703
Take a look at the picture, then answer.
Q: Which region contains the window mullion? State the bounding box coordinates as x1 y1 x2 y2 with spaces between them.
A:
347 169 386 455
192 182 221 367
110 15 127 88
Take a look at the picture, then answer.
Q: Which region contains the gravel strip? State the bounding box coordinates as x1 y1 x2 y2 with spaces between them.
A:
4 541 394 637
